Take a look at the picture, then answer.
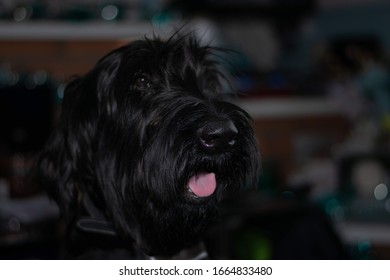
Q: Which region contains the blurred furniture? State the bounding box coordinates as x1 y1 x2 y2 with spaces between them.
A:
239 98 350 185
335 153 390 259
206 191 348 260
0 195 60 259
0 22 147 258
337 222 390 259
0 22 154 79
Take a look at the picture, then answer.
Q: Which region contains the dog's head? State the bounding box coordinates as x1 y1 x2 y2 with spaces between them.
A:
38 34 260 257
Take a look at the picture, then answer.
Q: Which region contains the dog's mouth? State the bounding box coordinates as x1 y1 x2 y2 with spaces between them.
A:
187 172 217 198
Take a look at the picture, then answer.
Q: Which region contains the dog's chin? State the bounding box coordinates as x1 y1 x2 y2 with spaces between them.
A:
137 182 220 257
184 187 215 204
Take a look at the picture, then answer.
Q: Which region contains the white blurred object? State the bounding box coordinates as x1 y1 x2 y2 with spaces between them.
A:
351 160 388 200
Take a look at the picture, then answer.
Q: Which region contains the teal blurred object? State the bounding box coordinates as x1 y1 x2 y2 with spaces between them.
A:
359 64 390 118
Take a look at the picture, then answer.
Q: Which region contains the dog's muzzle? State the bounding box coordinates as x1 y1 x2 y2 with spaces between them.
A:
197 119 238 152
184 119 238 199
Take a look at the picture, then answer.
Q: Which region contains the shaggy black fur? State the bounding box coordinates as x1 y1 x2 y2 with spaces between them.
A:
37 34 260 259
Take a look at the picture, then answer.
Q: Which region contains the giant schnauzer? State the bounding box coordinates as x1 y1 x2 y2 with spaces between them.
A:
37 33 260 259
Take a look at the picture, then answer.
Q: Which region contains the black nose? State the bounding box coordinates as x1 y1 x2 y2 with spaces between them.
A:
197 119 238 150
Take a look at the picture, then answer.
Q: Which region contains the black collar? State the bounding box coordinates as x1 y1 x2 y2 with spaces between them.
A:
76 217 117 236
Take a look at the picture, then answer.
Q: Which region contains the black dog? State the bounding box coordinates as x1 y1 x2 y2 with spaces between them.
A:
37 34 260 259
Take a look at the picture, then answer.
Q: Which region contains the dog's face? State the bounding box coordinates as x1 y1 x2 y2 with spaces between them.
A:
38 35 260 257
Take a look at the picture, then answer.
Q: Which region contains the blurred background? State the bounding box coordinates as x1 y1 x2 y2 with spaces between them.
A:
1 0 390 260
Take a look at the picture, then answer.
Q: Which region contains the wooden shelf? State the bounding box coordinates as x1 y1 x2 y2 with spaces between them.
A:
0 21 170 78
0 21 157 41
238 98 342 119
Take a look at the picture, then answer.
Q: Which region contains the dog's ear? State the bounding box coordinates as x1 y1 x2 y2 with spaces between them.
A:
37 52 122 219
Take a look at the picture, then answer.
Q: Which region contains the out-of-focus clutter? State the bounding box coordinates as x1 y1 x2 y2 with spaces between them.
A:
0 66 60 259
0 0 162 22
1 0 390 259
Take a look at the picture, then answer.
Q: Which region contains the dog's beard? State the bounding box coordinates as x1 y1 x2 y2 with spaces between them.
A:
136 195 218 256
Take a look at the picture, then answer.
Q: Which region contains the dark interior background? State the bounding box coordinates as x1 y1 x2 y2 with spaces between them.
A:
1 0 390 259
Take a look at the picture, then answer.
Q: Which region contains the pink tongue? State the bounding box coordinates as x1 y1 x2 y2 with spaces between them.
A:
188 173 216 197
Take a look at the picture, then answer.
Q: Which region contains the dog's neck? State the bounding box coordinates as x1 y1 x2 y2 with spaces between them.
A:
74 194 208 259
75 216 208 260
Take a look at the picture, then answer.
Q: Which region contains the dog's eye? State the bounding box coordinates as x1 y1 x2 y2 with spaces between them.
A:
134 73 152 90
